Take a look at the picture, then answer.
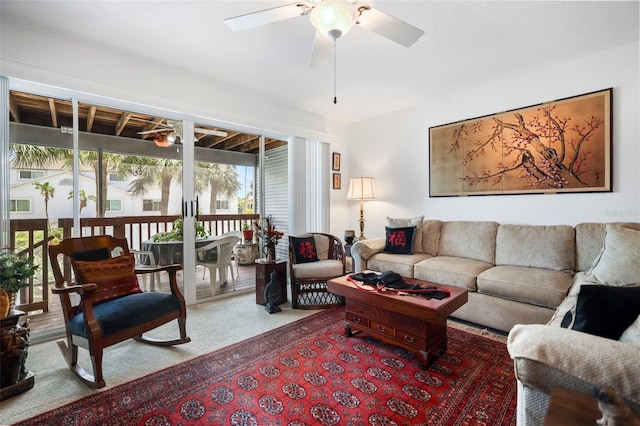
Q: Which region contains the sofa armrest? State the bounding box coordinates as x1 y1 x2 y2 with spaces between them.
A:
351 238 386 273
507 324 640 407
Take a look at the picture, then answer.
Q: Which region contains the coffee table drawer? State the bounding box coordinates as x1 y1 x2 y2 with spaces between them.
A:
371 320 394 338
395 330 426 349
346 311 369 328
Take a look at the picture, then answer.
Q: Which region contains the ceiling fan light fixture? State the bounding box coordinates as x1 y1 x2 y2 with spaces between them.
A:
153 134 171 148
310 0 358 40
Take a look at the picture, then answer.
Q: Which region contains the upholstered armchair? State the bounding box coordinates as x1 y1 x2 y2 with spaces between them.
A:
288 232 345 309
49 235 190 388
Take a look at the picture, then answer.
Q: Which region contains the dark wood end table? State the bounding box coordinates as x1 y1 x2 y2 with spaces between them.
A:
255 258 287 306
327 274 468 368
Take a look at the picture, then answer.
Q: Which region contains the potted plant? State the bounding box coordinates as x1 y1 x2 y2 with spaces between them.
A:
242 221 254 243
0 250 38 318
153 218 208 242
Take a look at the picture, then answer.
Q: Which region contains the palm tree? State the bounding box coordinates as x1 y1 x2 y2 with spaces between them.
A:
67 189 97 214
127 158 183 215
33 181 55 220
199 164 241 214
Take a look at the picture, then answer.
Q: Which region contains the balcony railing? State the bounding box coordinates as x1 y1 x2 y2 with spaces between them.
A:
10 214 260 315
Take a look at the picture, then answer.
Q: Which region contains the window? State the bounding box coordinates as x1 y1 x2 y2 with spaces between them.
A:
143 199 161 212
108 174 124 182
216 199 229 210
10 199 31 212
106 199 123 212
19 170 44 180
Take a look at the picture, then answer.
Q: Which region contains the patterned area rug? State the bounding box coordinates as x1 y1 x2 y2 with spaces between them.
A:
16 308 516 425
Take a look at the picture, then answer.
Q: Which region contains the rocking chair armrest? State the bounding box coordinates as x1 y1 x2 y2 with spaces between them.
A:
52 282 98 295
135 263 182 275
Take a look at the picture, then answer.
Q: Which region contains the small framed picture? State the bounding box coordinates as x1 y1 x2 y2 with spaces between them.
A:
332 152 341 171
333 173 341 189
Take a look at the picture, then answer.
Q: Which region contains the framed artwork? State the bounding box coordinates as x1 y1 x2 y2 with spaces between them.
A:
333 173 341 189
429 88 612 197
332 152 341 171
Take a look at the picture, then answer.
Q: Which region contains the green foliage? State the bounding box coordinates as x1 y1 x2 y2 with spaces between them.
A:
152 218 208 242
0 251 39 293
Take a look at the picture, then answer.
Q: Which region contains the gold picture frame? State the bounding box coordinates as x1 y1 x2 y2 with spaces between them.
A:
429 89 612 197
333 173 341 190
332 152 341 171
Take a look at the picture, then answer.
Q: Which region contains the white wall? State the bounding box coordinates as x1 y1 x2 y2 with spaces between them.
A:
348 42 640 238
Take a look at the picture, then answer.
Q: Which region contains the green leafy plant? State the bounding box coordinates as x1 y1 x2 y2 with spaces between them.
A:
0 250 39 293
153 218 208 242
242 221 252 231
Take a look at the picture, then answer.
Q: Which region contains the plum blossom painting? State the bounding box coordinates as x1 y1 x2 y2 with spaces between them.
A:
429 89 612 196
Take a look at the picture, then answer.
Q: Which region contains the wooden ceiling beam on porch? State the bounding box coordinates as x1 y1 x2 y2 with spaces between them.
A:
48 98 58 128
86 105 96 132
114 112 132 136
9 95 20 123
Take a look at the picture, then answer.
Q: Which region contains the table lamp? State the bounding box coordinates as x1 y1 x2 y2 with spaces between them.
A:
346 177 376 240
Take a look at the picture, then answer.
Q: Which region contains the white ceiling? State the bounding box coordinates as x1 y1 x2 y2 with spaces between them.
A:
1 1 638 124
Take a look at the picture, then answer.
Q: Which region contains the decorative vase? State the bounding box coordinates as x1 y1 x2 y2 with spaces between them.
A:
266 241 276 263
344 230 356 245
0 289 15 318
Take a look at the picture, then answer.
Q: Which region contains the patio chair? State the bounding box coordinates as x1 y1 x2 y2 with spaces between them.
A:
288 232 346 309
195 235 241 291
49 235 190 389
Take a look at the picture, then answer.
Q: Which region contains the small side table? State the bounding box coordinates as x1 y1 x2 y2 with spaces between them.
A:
1 310 34 401
543 386 602 426
344 243 353 273
255 259 287 306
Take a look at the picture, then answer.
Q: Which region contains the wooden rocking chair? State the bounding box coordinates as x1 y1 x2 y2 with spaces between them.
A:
49 235 190 388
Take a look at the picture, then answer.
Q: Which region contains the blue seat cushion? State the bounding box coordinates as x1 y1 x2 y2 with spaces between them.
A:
68 292 180 338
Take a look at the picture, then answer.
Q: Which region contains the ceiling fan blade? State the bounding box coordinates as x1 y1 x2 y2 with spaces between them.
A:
355 3 424 47
196 128 228 137
138 128 172 135
309 31 333 69
224 2 311 32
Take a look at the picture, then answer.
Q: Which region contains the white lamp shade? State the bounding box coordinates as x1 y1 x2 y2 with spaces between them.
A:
346 177 376 200
310 0 358 40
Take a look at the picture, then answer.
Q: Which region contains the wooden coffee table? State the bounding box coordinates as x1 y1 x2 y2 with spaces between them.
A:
327 273 468 368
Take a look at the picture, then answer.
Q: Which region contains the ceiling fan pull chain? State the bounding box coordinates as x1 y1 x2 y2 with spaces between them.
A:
333 39 337 104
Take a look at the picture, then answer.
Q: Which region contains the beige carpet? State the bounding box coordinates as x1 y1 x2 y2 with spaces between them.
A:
1 291 506 425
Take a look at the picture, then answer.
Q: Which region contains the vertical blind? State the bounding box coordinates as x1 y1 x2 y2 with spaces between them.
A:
288 136 330 236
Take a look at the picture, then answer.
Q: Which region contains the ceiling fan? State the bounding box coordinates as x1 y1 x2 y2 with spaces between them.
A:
224 0 425 69
137 120 228 147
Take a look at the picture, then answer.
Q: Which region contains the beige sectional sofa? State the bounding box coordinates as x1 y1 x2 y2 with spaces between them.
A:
351 219 640 425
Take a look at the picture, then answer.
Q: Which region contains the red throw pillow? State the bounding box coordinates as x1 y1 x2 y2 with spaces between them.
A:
71 254 142 306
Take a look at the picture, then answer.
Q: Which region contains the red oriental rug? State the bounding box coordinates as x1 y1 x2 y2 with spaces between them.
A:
16 308 516 425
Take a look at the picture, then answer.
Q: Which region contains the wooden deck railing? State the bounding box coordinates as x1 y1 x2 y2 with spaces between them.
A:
10 214 259 315
9 219 50 314
57 214 259 250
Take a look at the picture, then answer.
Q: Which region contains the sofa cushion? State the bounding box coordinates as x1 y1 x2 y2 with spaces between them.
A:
495 224 575 271
291 259 343 279
313 234 331 260
414 256 493 291
573 284 640 340
368 253 432 279
585 224 640 286
387 215 423 254
383 226 415 254
477 265 573 309
575 222 640 272
420 220 443 256
68 292 179 338
437 221 498 264
291 236 318 264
